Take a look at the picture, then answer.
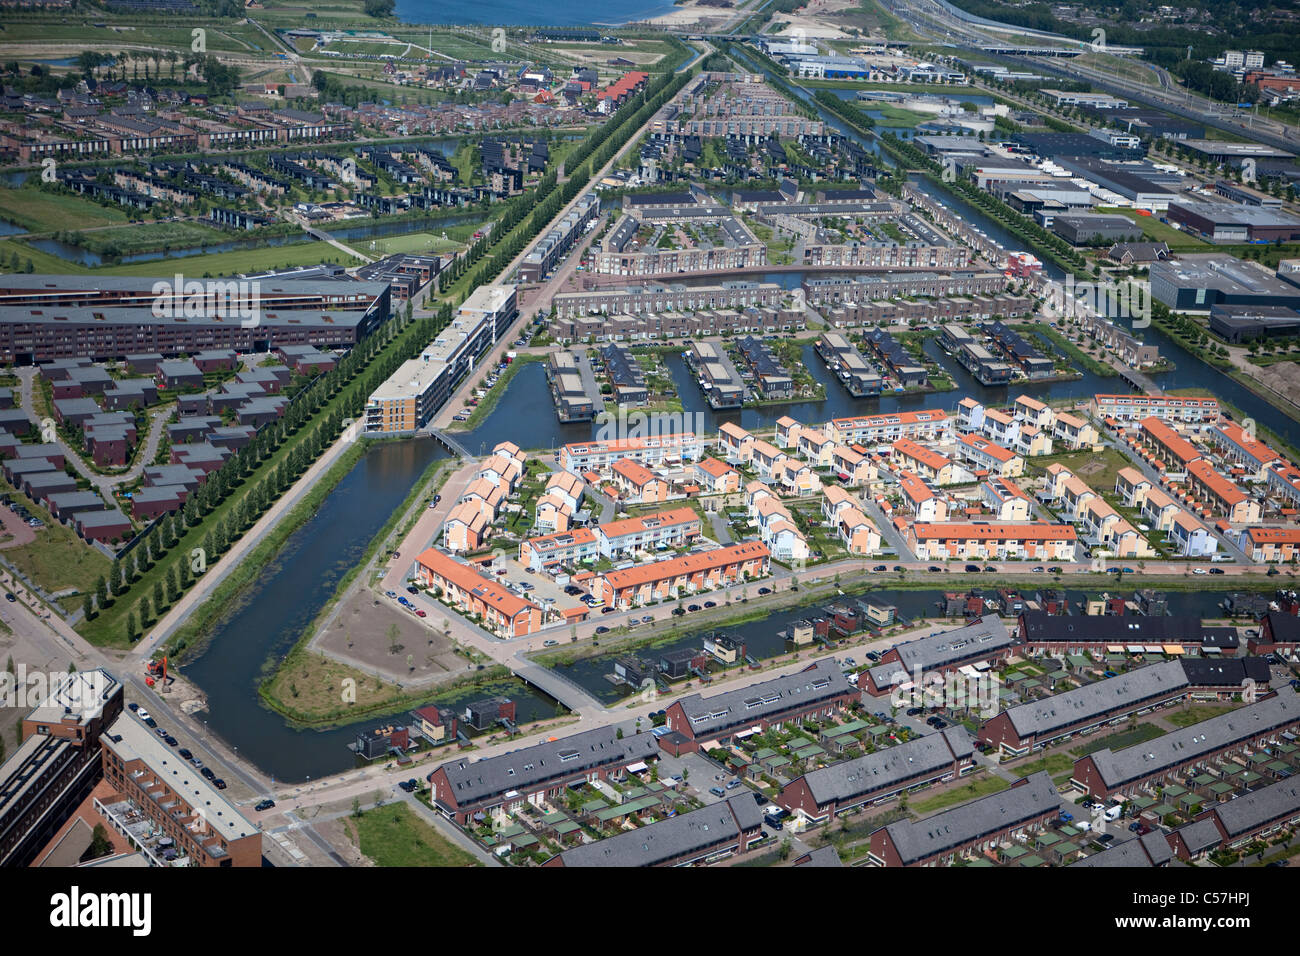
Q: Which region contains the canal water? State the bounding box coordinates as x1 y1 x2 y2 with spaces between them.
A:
181 437 559 783
553 586 1274 704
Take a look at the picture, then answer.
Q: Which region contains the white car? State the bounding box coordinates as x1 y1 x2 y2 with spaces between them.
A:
136 709 150 721
1192 568 1207 575
542 639 560 647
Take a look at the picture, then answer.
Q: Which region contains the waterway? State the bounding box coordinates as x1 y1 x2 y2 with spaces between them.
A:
181 437 559 783
553 586 1277 704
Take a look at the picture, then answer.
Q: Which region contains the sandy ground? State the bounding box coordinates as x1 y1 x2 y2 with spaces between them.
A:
0 509 36 551
640 0 743 29
770 0 862 40
315 817 374 867
316 590 464 683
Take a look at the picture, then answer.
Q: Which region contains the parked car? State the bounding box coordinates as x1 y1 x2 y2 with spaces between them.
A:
708 786 726 797
213 779 228 790
406 585 419 595
3 592 14 603
254 799 276 812
873 565 887 572
758 587 772 595
542 639 559 647
398 779 418 793
178 748 193 760
201 767 216 780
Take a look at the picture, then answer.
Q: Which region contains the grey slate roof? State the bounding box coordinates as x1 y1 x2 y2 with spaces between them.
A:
675 658 854 739
1002 660 1188 738
876 771 1059 865
869 616 1014 691
1211 778 1300 839
1087 687 1300 790
1173 818 1224 855
554 793 762 867
802 726 972 808
1070 830 1173 867
437 726 658 808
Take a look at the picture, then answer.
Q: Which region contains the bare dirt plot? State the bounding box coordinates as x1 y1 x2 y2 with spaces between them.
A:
316 589 463 682
315 817 375 867
1253 361 1300 414
0 509 35 550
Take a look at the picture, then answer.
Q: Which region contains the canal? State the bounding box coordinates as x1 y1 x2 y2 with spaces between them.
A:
552 586 1276 705
181 437 560 783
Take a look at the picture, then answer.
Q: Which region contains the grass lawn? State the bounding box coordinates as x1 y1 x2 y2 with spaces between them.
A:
1096 207 1207 249
94 240 360 277
351 803 479 867
909 774 1009 814
366 232 465 257
261 650 415 723
63 221 228 256
1165 705 1236 728
1009 752 1076 783
0 479 111 598
1030 446 1133 495
1070 722 1165 757
0 187 128 232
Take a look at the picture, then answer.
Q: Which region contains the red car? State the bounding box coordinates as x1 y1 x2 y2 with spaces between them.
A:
416 609 427 618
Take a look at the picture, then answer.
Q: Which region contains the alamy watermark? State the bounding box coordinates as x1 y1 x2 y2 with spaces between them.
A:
889 666 1002 720
1040 274 1152 329
151 274 262 329
0 666 111 711
593 408 708 444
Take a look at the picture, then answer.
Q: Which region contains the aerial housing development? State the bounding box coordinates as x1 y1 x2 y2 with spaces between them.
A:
1 0 1300 908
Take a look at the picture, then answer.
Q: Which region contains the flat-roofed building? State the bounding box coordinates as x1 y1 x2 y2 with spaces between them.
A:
99 713 260 866
0 668 123 868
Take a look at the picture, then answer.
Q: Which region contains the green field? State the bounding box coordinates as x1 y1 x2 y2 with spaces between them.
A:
365 231 465 257
1070 722 1165 758
0 479 112 599
0 23 266 55
1096 207 1207 248
352 803 479 867
1029 446 1133 496
1165 705 1237 728
909 774 1010 814
0 188 128 233
1009 752 1076 782
0 235 361 278
64 221 229 257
